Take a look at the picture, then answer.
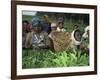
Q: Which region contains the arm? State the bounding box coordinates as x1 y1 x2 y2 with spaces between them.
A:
25 32 32 48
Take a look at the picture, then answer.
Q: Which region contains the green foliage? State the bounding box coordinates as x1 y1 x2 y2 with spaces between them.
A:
22 15 33 22
22 49 89 69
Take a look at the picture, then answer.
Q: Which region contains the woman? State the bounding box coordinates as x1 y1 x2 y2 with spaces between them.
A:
25 17 51 49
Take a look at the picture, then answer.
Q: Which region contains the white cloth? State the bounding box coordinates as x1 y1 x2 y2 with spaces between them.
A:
57 27 66 32
69 30 82 49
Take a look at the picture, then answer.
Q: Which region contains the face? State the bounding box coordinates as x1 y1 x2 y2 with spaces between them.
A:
58 23 64 29
51 27 57 31
22 22 28 31
43 15 49 22
74 30 82 41
23 22 28 25
32 27 42 33
83 30 89 39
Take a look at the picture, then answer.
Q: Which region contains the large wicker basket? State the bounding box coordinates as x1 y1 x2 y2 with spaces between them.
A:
50 31 71 52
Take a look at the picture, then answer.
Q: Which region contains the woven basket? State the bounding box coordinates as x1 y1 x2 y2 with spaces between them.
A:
50 31 71 52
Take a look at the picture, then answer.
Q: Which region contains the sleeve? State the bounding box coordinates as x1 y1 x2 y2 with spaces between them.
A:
43 32 51 48
25 32 32 48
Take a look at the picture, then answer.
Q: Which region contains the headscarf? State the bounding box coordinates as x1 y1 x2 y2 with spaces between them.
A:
31 16 42 28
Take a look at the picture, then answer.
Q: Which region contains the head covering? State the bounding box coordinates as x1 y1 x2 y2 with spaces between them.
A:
51 23 57 28
31 16 42 28
82 26 89 38
85 26 89 32
58 17 64 24
43 15 49 19
71 29 82 46
23 20 29 24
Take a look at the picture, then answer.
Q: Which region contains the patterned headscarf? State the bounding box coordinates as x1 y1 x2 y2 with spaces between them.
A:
31 16 42 28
